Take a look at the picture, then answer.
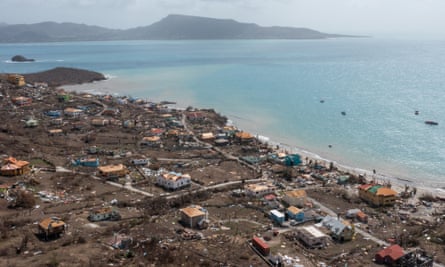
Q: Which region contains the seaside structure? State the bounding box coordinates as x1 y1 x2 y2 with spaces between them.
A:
180 205 209 229
234 131 255 144
97 164 129 179
245 183 276 197
321 215 355 242
156 171 191 190
1 157 30 176
295 226 328 248
38 217 66 239
7 74 25 87
282 189 307 208
186 111 205 122
358 184 397 206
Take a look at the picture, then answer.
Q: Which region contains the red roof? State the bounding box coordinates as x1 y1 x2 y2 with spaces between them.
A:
375 244 405 263
263 194 276 201
358 184 374 191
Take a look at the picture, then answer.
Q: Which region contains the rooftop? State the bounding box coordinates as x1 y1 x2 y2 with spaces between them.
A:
301 226 327 238
181 206 206 218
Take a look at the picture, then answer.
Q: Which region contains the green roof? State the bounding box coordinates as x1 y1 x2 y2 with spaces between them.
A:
368 185 382 194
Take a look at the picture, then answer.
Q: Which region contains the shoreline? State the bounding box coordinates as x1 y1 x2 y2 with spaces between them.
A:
63 78 443 198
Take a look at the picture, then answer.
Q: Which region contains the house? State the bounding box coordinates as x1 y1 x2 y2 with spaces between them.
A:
102 107 119 116
48 129 63 136
140 136 161 147
269 153 301 166
156 171 191 190
1 157 30 176
130 158 149 166
58 94 71 102
234 131 254 143
91 118 109 126
283 189 307 208
97 164 129 179
186 112 205 122
12 96 32 106
200 132 215 141
88 207 121 222
8 74 25 86
270 209 285 225
287 206 304 221
245 183 276 197
64 107 83 118
358 184 397 206
38 217 66 239
375 244 405 265
356 211 368 223
345 208 368 223
295 226 328 248
72 157 99 167
45 110 62 117
150 128 165 136
321 215 355 242
180 205 208 229
109 233 133 249
24 118 38 128
51 118 64 126
398 250 434 267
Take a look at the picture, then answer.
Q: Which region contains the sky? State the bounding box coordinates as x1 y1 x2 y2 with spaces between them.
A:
1 0 444 37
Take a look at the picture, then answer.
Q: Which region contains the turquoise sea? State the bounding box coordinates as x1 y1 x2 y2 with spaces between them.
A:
2 39 445 187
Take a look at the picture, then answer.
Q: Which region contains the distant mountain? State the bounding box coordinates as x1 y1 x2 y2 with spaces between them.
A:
0 15 356 43
121 14 351 40
0 22 121 43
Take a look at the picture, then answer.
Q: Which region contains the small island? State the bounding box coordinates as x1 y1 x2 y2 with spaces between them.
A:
11 55 35 62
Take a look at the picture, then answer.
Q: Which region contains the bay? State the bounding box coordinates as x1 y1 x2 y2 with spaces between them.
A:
2 38 445 187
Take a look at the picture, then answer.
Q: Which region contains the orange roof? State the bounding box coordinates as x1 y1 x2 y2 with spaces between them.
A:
358 184 374 191
142 136 160 142
285 189 307 198
3 157 29 168
39 217 65 230
98 164 127 173
287 206 302 214
376 187 397 196
181 206 205 218
235 131 254 139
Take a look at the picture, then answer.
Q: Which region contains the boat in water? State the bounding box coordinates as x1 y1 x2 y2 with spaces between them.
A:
425 121 438 126
341 111 346 116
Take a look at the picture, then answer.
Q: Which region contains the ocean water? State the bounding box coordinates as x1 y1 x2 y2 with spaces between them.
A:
2 39 445 187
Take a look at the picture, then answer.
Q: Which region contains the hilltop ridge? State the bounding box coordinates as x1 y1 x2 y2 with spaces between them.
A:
0 14 357 43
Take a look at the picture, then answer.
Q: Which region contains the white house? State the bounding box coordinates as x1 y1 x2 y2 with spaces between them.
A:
157 171 191 190
245 183 276 197
295 226 328 248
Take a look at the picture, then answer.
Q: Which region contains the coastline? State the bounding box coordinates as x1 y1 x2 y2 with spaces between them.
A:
63 78 444 199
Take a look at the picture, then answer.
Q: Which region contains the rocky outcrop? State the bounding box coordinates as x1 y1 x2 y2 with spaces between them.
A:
23 67 106 86
11 55 35 62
